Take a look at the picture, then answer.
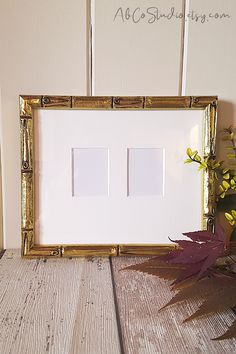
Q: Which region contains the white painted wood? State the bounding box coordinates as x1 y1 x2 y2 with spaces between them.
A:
0 167 3 250
0 90 3 250
184 0 236 235
180 0 190 96
69 257 121 354
112 257 236 354
185 0 236 143
0 0 87 248
93 0 184 95
0 250 120 354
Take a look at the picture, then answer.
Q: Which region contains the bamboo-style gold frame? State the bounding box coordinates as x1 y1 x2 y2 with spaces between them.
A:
20 95 218 258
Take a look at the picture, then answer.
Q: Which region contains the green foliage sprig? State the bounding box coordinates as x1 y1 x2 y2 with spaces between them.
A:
185 126 236 232
223 126 236 163
185 148 236 199
225 210 236 226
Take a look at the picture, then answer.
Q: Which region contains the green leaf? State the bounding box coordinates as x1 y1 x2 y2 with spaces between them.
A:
213 162 221 169
225 213 234 222
184 158 192 164
186 148 193 157
222 181 230 190
230 179 236 186
223 173 230 180
195 155 201 162
231 210 236 219
201 161 208 168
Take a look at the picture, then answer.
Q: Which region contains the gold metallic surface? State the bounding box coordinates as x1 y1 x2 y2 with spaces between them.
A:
20 95 221 258
145 96 191 109
22 230 34 256
42 95 72 108
23 246 62 258
190 96 218 109
62 245 118 257
202 167 216 231
113 96 144 109
118 244 176 256
72 96 112 109
21 118 33 171
20 96 41 117
203 101 217 157
201 100 217 232
21 173 34 230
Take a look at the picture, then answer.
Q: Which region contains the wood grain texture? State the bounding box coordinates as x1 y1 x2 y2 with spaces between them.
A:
0 250 120 354
69 257 121 354
112 257 236 354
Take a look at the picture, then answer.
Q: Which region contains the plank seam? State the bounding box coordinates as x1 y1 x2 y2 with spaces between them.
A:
179 0 187 95
86 0 93 96
180 0 190 96
0 249 5 259
109 257 125 354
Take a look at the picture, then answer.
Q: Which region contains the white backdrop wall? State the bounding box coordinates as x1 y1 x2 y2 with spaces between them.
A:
0 0 235 248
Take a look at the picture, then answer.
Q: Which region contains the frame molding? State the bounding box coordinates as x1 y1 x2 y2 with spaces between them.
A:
20 95 218 257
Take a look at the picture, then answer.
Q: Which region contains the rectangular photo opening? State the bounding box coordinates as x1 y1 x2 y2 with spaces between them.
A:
128 148 164 197
72 148 109 197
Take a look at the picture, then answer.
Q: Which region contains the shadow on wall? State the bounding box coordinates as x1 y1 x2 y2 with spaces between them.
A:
217 100 235 158
218 100 235 126
217 100 236 239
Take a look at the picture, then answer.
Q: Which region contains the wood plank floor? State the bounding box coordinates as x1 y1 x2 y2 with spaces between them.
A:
0 250 235 354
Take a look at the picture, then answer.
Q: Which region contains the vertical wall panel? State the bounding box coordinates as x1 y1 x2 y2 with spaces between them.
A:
185 0 236 151
184 0 236 234
0 0 87 248
93 0 185 95
0 92 3 250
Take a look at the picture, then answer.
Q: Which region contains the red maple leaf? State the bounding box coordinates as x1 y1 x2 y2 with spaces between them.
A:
124 225 235 340
159 225 227 284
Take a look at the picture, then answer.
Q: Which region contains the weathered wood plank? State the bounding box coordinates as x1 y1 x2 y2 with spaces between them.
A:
112 257 236 354
0 250 120 354
69 257 121 354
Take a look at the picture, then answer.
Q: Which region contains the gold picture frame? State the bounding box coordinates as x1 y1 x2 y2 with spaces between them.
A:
20 95 218 258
